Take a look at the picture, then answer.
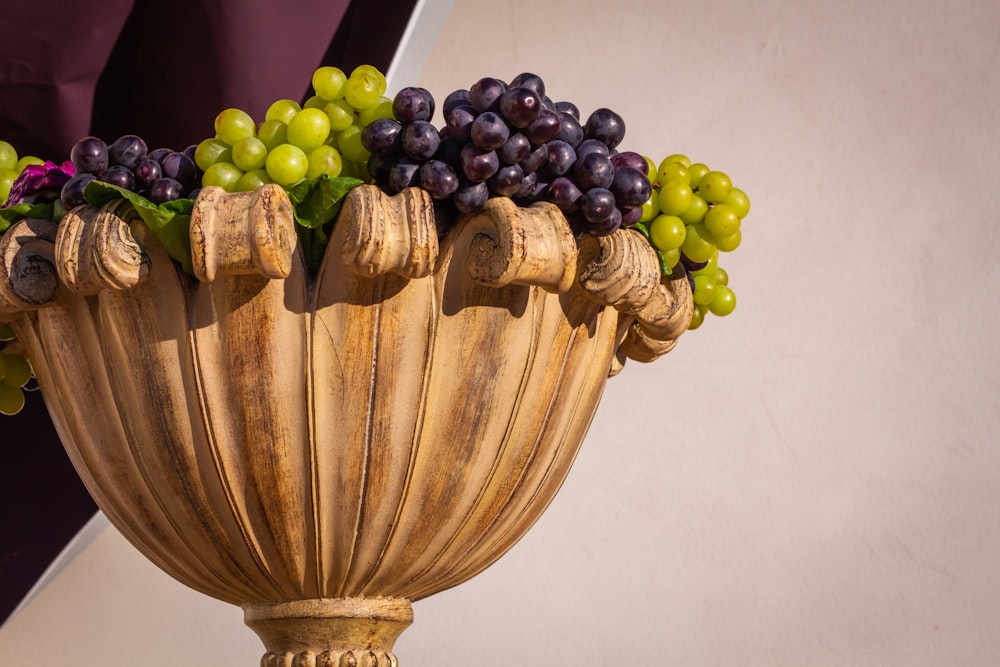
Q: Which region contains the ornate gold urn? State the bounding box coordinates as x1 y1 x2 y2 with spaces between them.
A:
0 184 690 664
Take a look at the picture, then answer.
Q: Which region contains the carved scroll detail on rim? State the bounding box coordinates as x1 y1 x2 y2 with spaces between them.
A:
576 229 661 313
458 197 578 293
0 217 59 318
55 199 150 296
339 184 438 279
190 183 296 282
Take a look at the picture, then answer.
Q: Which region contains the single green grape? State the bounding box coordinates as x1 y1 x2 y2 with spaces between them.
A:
0 168 18 203
708 285 737 316
303 95 327 110
721 187 750 218
202 162 244 192
256 120 288 153
713 267 729 286
0 140 17 171
688 303 707 330
265 143 309 186
194 138 233 171
649 214 686 251
715 229 742 252
678 193 708 224
694 250 719 275
1 352 31 387
287 108 332 152
660 153 691 168
231 136 268 171
704 204 741 239
657 161 691 186
234 169 273 192
214 108 256 146
265 99 302 125
657 181 693 216
358 96 395 126
688 162 710 188
643 155 657 181
0 382 25 416
325 100 356 132
344 65 386 110
337 124 371 164
662 248 681 270
306 145 344 179
15 156 44 172
692 274 717 306
638 192 660 223
680 223 716 263
312 66 347 101
697 170 733 203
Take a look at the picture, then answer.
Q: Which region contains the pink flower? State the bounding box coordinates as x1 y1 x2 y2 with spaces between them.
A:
4 161 75 207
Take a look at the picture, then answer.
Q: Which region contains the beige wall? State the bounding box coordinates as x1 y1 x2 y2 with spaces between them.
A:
2 0 998 664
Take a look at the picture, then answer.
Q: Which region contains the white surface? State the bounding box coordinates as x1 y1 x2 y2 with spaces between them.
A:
2 0 998 664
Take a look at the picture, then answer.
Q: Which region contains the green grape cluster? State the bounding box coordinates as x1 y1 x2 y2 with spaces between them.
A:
637 153 748 329
194 65 392 192
0 324 31 415
0 140 45 204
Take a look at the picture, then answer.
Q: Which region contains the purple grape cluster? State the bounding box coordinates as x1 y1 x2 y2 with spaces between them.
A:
363 73 651 236
61 135 202 211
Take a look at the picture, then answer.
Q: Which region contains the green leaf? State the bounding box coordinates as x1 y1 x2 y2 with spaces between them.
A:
286 175 364 230
0 203 56 233
84 181 195 274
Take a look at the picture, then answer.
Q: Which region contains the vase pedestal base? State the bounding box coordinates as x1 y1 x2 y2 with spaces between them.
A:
243 597 413 666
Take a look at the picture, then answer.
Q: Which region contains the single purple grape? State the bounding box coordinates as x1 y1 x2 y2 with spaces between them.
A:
541 140 576 178
446 104 476 144
388 160 421 194
610 167 652 208
60 172 96 210
71 136 109 174
393 86 436 124
554 100 580 120
513 171 539 200
524 108 562 145
134 158 162 189
487 163 524 197
470 111 510 151
573 152 615 190
442 89 471 116
580 187 617 224
419 160 459 199
584 107 626 149
610 150 648 174
148 147 172 163
109 134 148 170
499 87 542 128
402 120 440 161
160 151 197 190
555 112 584 148
545 177 583 213
575 138 610 162
519 144 548 174
367 152 396 182
469 77 506 113
362 118 404 154
509 72 546 98
620 205 643 227
459 144 499 182
497 132 530 165
148 177 184 204
453 181 490 213
585 207 622 236
99 164 134 190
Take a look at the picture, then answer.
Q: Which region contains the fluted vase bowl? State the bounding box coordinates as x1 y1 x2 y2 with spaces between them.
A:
0 184 691 664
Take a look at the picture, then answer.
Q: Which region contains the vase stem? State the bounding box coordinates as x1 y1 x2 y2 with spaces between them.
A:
243 597 412 666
